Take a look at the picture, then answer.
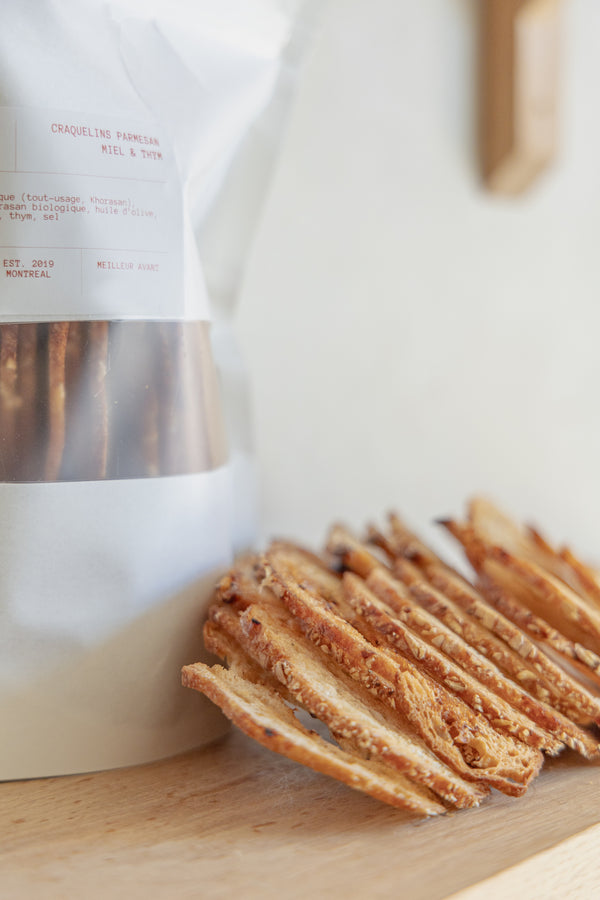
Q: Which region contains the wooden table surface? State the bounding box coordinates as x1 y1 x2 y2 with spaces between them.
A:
3 729 600 899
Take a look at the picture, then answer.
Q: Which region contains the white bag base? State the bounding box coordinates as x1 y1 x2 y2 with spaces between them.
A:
0 469 234 779
1 573 230 780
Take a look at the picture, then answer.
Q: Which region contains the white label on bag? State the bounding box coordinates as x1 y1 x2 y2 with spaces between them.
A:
0 107 207 321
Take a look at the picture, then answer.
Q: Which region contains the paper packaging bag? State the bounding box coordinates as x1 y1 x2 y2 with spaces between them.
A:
0 0 309 779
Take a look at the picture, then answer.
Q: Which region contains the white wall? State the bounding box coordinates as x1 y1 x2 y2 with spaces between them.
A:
236 0 600 558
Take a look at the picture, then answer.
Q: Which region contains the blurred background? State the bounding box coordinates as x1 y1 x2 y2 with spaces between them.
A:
236 0 600 556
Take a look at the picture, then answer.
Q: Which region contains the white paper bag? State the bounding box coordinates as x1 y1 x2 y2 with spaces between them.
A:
0 0 310 778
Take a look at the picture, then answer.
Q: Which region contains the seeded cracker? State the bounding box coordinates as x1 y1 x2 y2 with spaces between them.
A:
392 566 599 756
465 500 600 653
340 572 552 772
16 324 38 481
328 527 564 753
398 570 598 754
468 499 600 615
182 661 445 816
265 546 551 792
60 321 85 480
44 322 69 480
557 545 600 613
86 321 109 479
443 518 600 690
431 562 600 725
201 619 448 816
368 515 600 726
0 324 19 479
479 562 600 689
184 502 600 813
207 571 486 808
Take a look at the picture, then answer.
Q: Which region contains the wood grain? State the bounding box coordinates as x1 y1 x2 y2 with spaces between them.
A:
2 729 599 899
448 823 600 898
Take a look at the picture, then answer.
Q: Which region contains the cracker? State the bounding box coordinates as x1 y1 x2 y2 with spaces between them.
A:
86 321 109 479
396 568 599 757
209 590 487 808
266 541 396 652
203 618 299 706
441 518 600 689
332 529 583 753
487 550 600 657
375 513 451 571
16 323 39 481
184 504 600 811
265 546 553 791
60 321 84 480
344 570 554 769
557 545 600 613
327 524 389 578
425 561 600 727
452 502 600 674
44 322 69 480
478 561 600 690
203 619 279 685
368 515 600 726
0 324 20 479
182 661 446 816
331 529 567 752
467 497 564 575
468 499 600 612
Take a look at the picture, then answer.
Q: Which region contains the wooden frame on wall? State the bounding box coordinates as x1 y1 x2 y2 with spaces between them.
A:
480 0 560 195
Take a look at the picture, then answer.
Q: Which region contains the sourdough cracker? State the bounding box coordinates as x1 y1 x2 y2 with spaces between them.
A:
212 593 487 808
467 498 563 574
203 619 298 704
478 563 600 690
456 500 600 661
327 524 389 578
16 324 39 481
557 546 600 613
182 662 446 816
485 548 600 658
442 518 600 689
86 322 110 480
469 498 600 613
201 616 447 817
44 323 69 481
185 500 600 813
331 528 595 754
265 548 553 792
421 561 600 726
368 515 600 726
344 571 556 762
402 578 599 757
0 324 19 480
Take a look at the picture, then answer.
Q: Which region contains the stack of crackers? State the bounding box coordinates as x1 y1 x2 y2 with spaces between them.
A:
182 499 600 816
